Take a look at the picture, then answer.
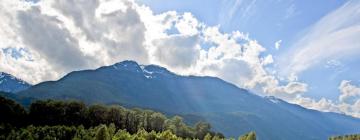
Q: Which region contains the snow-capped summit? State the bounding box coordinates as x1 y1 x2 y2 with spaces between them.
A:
0 72 31 93
110 60 175 79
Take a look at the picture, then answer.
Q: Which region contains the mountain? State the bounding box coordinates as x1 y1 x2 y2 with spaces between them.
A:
0 72 31 93
17 60 360 140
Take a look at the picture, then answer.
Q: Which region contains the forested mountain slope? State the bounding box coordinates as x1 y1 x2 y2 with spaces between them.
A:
18 60 360 140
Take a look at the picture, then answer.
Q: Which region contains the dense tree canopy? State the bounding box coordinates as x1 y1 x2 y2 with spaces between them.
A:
0 96 255 140
0 96 256 140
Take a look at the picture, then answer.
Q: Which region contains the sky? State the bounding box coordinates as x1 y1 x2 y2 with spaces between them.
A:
0 0 360 117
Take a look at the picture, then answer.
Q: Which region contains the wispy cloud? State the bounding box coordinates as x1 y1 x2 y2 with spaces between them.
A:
284 3 298 19
279 0 360 76
218 0 257 28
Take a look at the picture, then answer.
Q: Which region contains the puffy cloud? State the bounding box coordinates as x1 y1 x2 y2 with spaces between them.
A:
0 0 149 83
17 7 93 71
291 80 360 118
0 0 314 115
152 35 200 69
291 96 341 113
262 55 273 65
339 80 360 104
4 0 360 119
265 82 307 96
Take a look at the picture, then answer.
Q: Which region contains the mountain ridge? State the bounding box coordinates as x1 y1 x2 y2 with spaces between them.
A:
16 60 360 140
0 72 31 93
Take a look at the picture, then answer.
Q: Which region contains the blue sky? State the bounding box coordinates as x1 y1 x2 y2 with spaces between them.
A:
138 0 358 101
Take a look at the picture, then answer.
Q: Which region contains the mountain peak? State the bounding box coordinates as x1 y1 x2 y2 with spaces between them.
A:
0 72 31 93
0 72 11 78
0 72 25 84
142 65 173 74
115 60 139 66
109 60 174 78
112 60 142 72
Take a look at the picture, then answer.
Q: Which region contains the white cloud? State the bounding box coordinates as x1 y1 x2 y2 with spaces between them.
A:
152 35 200 70
218 0 257 28
3 0 360 119
274 40 281 50
17 7 94 71
0 0 322 116
0 0 150 83
291 80 360 118
339 80 360 104
262 55 273 65
291 96 341 113
279 0 360 76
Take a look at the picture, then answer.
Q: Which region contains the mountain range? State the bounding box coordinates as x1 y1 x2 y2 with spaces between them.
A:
2 60 360 140
0 72 31 93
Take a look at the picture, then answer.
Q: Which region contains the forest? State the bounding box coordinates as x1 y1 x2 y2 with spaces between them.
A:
0 96 256 140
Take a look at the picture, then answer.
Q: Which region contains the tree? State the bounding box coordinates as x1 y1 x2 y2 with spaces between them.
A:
239 131 256 140
165 116 191 138
194 122 211 139
149 112 166 132
0 97 236 140
0 96 27 126
87 105 109 126
64 101 87 126
158 130 178 140
113 129 132 140
95 125 111 140
107 106 126 129
204 133 212 140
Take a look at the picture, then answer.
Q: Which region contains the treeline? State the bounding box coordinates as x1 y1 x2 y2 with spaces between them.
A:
2 124 205 140
329 134 360 140
0 96 256 140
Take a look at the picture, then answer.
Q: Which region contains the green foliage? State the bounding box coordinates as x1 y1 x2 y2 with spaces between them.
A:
95 125 111 140
0 97 231 140
4 125 78 140
0 96 27 127
194 122 211 139
329 134 360 140
113 129 132 140
239 131 256 140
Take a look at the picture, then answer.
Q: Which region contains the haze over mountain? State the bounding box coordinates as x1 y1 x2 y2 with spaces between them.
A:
0 72 31 93
16 60 360 140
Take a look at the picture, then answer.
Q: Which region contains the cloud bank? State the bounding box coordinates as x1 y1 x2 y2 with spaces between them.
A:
0 0 305 96
294 80 360 118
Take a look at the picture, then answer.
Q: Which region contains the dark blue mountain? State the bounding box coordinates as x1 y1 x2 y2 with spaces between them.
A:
0 72 31 93
18 60 360 140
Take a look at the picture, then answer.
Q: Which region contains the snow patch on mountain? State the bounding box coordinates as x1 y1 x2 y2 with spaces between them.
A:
0 72 31 93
